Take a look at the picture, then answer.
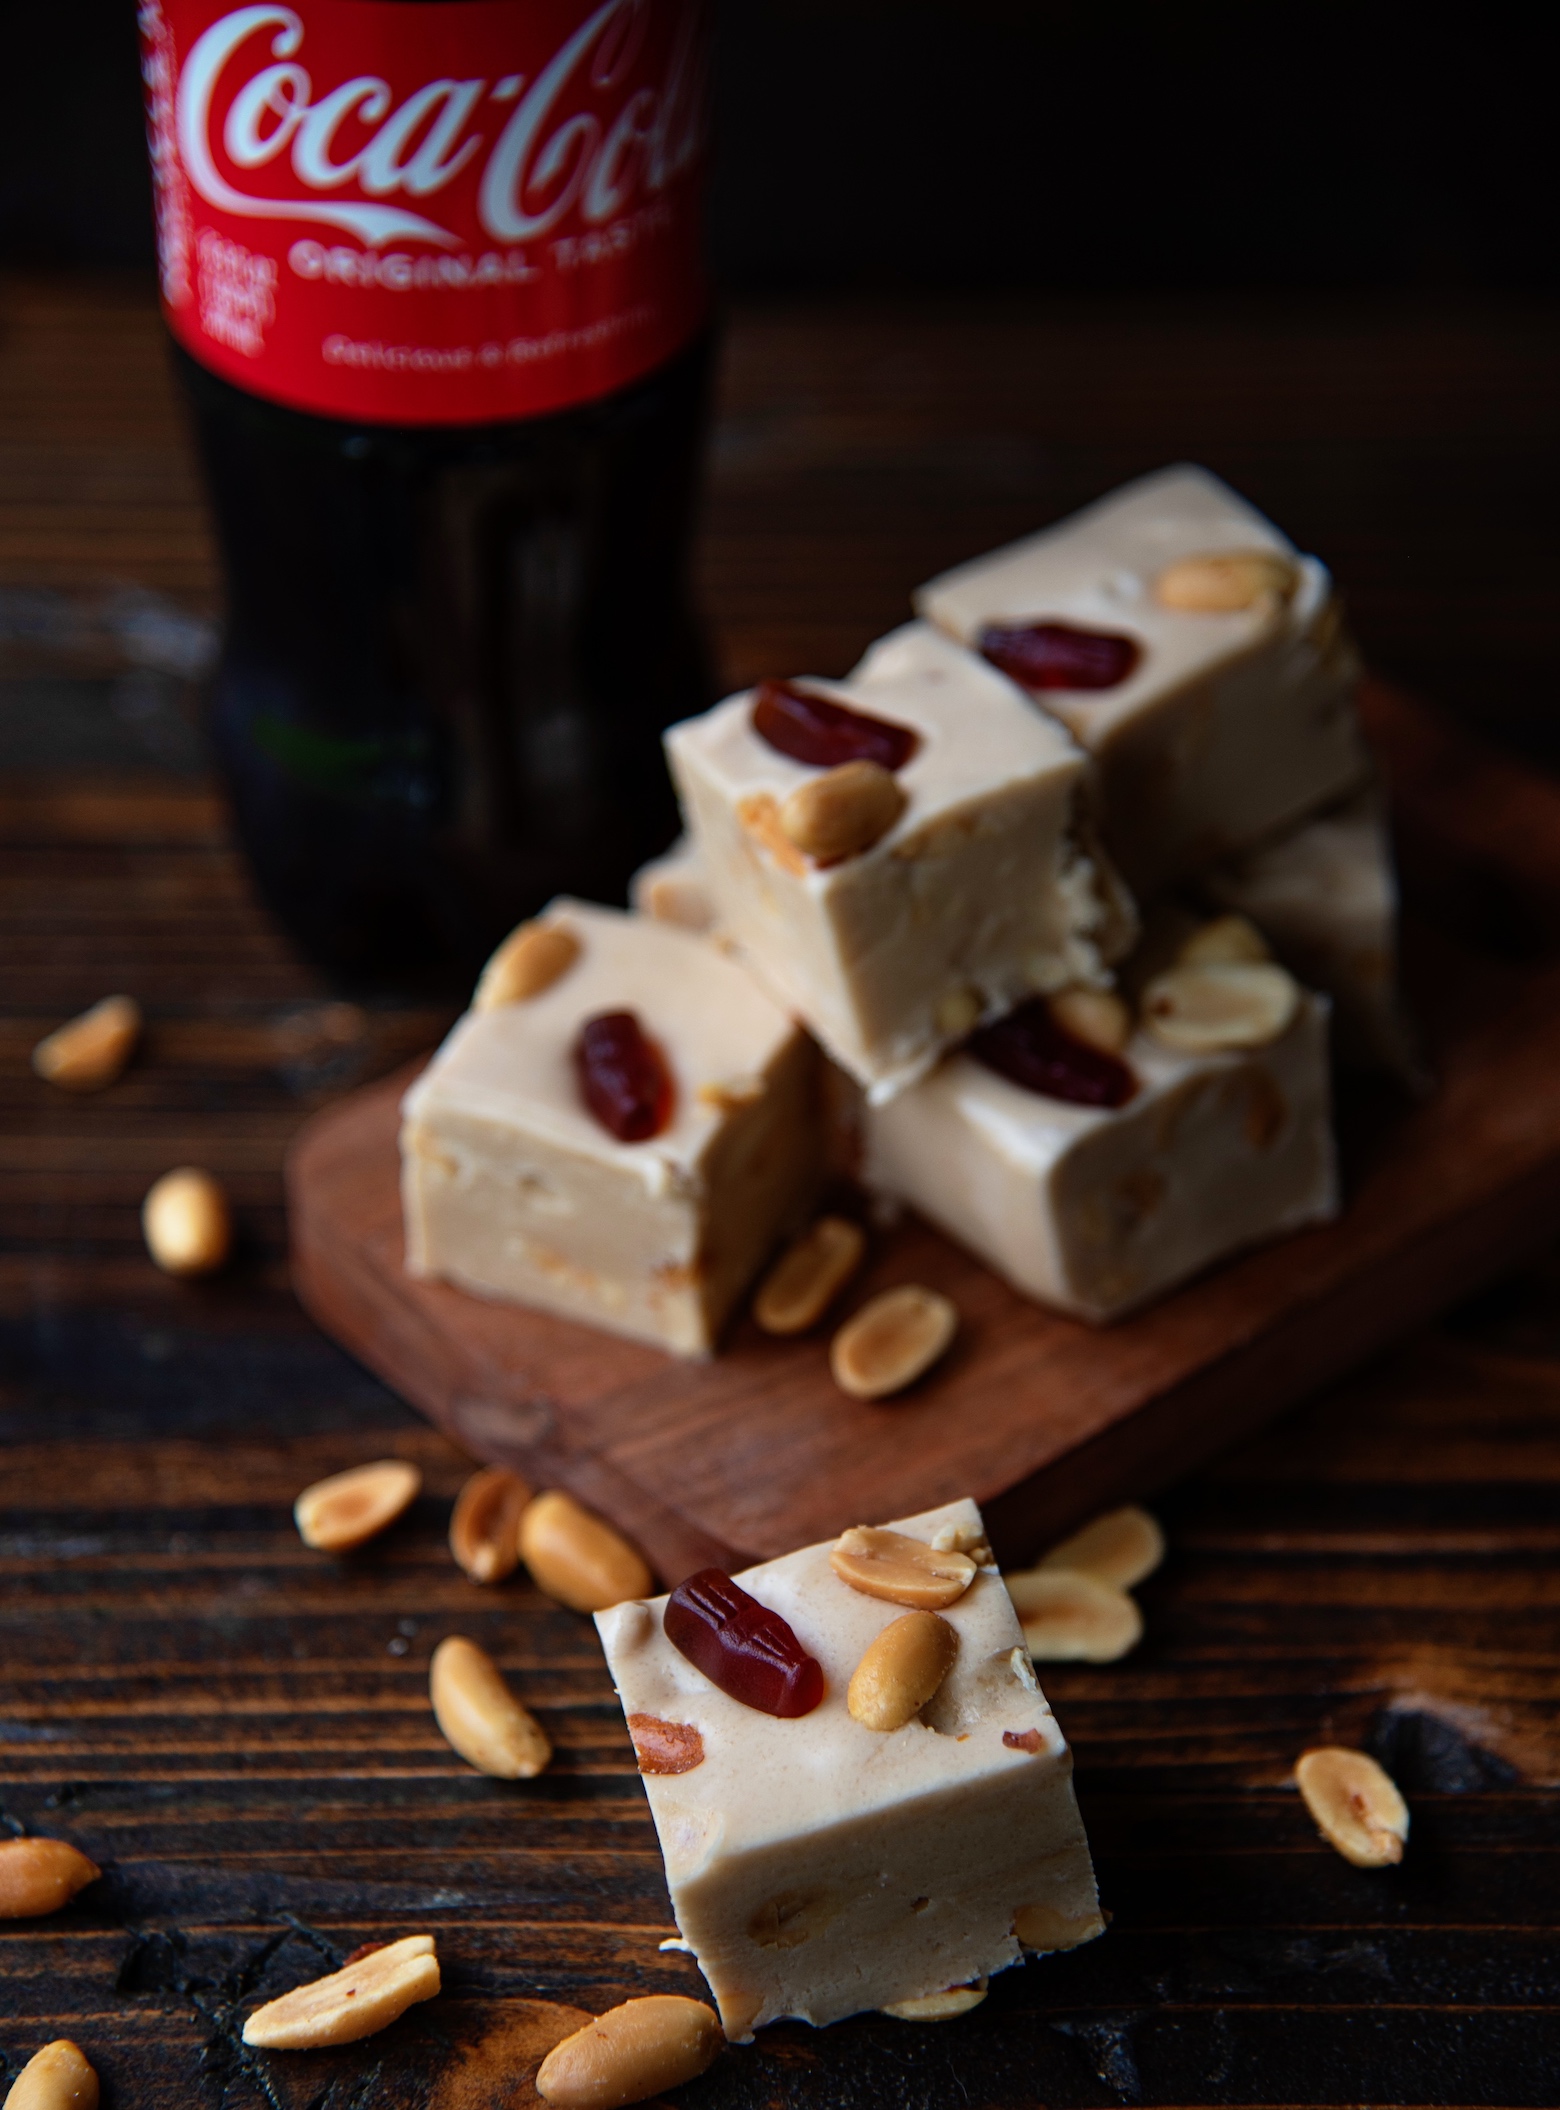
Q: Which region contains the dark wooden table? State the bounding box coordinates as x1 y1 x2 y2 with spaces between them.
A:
3 276 1559 2107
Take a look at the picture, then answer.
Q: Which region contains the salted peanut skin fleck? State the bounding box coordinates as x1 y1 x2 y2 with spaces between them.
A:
294 1460 421 1553
241 1934 440 2049
3 2038 100 2109
519 1491 653 1613
430 1635 551 1779
536 1995 722 2108
0 1839 100 1920
1295 1747 1409 1868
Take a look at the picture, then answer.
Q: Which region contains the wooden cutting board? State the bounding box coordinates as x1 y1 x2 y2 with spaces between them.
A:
286 684 1560 1584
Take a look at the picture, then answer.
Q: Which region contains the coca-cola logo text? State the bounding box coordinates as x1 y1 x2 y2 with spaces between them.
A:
176 0 703 251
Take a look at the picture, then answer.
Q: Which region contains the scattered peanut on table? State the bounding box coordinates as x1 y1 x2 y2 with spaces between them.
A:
1295 1746 1409 1868
753 1214 866 1334
0 1838 100 1920
535 1994 723 2109
1039 1505 1165 1590
1005 1568 1143 1664
241 1935 441 2049
31 995 141 1093
2 2038 100 2110
518 1489 653 1613
430 1635 551 1779
141 1166 232 1277
830 1284 958 1399
294 1460 422 1552
449 1464 531 1582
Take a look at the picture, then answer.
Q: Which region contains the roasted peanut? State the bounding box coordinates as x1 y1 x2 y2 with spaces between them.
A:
736 792 809 876
518 1490 653 1613
430 1635 551 1779
242 1934 440 2048
0 1838 100 1919
1295 1747 1409 1868
1049 987 1132 1054
141 1166 232 1277
934 985 981 1038
1040 1505 1165 1590
1153 549 1298 613
535 1994 723 2108
848 1611 958 1731
830 1525 976 1610
472 920 580 1010
449 1464 530 1583
2 2039 100 2110
1005 1569 1142 1663
830 1285 957 1400
754 1215 866 1335
881 1979 988 2022
1013 1902 1107 1952
31 995 141 1093
639 868 715 932
1142 960 1299 1053
1177 913 1271 968
294 1459 422 1552
779 760 906 864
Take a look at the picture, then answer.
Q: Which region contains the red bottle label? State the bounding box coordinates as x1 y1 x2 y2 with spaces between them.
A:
137 0 709 426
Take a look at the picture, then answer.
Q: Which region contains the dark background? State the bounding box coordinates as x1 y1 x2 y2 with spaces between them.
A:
5 0 1555 291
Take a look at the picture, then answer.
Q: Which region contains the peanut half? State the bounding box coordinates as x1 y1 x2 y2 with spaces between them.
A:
830 1525 976 1610
1177 913 1271 968
848 1610 958 1732
518 1490 653 1613
430 1635 551 1779
472 920 580 1010
3 2039 100 2110
779 760 906 864
0 1838 100 1920
536 1994 722 2109
1013 1902 1107 1952
1153 549 1298 613
627 1714 705 1776
1040 1505 1165 1591
241 1934 440 2049
881 1979 988 2022
1295 1747 1409 1868
1005 1570 1143 1663
449 1464 531 1583
31 995 141 1093
754 1215 866 1335
141 1166 232 1277
1142 960 1299 1053
295 1459 422 1552
1049 987 1132 1055
830 1284 957 1400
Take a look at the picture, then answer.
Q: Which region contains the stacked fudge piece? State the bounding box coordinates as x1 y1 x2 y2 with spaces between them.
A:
403 464 1411 1349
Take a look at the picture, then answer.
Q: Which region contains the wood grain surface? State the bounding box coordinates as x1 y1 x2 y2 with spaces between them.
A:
3 276 1559 2106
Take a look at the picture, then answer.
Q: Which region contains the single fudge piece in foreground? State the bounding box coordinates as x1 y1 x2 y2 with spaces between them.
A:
1199 789 1420 1079
596 1497 1102 2037
401 900 820 1357
913 464 1370 898
864 994 1336 1322
664 621 1131 1101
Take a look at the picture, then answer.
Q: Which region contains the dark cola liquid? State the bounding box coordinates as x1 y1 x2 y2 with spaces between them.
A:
178 335 711 990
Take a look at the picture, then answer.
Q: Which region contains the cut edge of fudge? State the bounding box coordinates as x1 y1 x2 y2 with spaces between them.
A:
595 1496 1103 2038
399 898 823 1358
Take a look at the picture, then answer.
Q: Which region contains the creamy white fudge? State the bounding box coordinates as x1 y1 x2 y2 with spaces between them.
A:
864 998 1337 1322
401 901 820 1357
664 622 1131 1102
1200 789 1419 1077
596 1497 1102 2038
914 465 1370 897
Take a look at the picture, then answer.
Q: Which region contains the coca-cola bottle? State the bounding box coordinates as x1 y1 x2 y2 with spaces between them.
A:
136 0 712 988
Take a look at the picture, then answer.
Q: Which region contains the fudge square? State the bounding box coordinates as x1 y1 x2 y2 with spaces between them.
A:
663 621 1132 1103
913 464 1371 899
864 995 1337 1322
400 900 821 1357
595 1498 1102 2037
